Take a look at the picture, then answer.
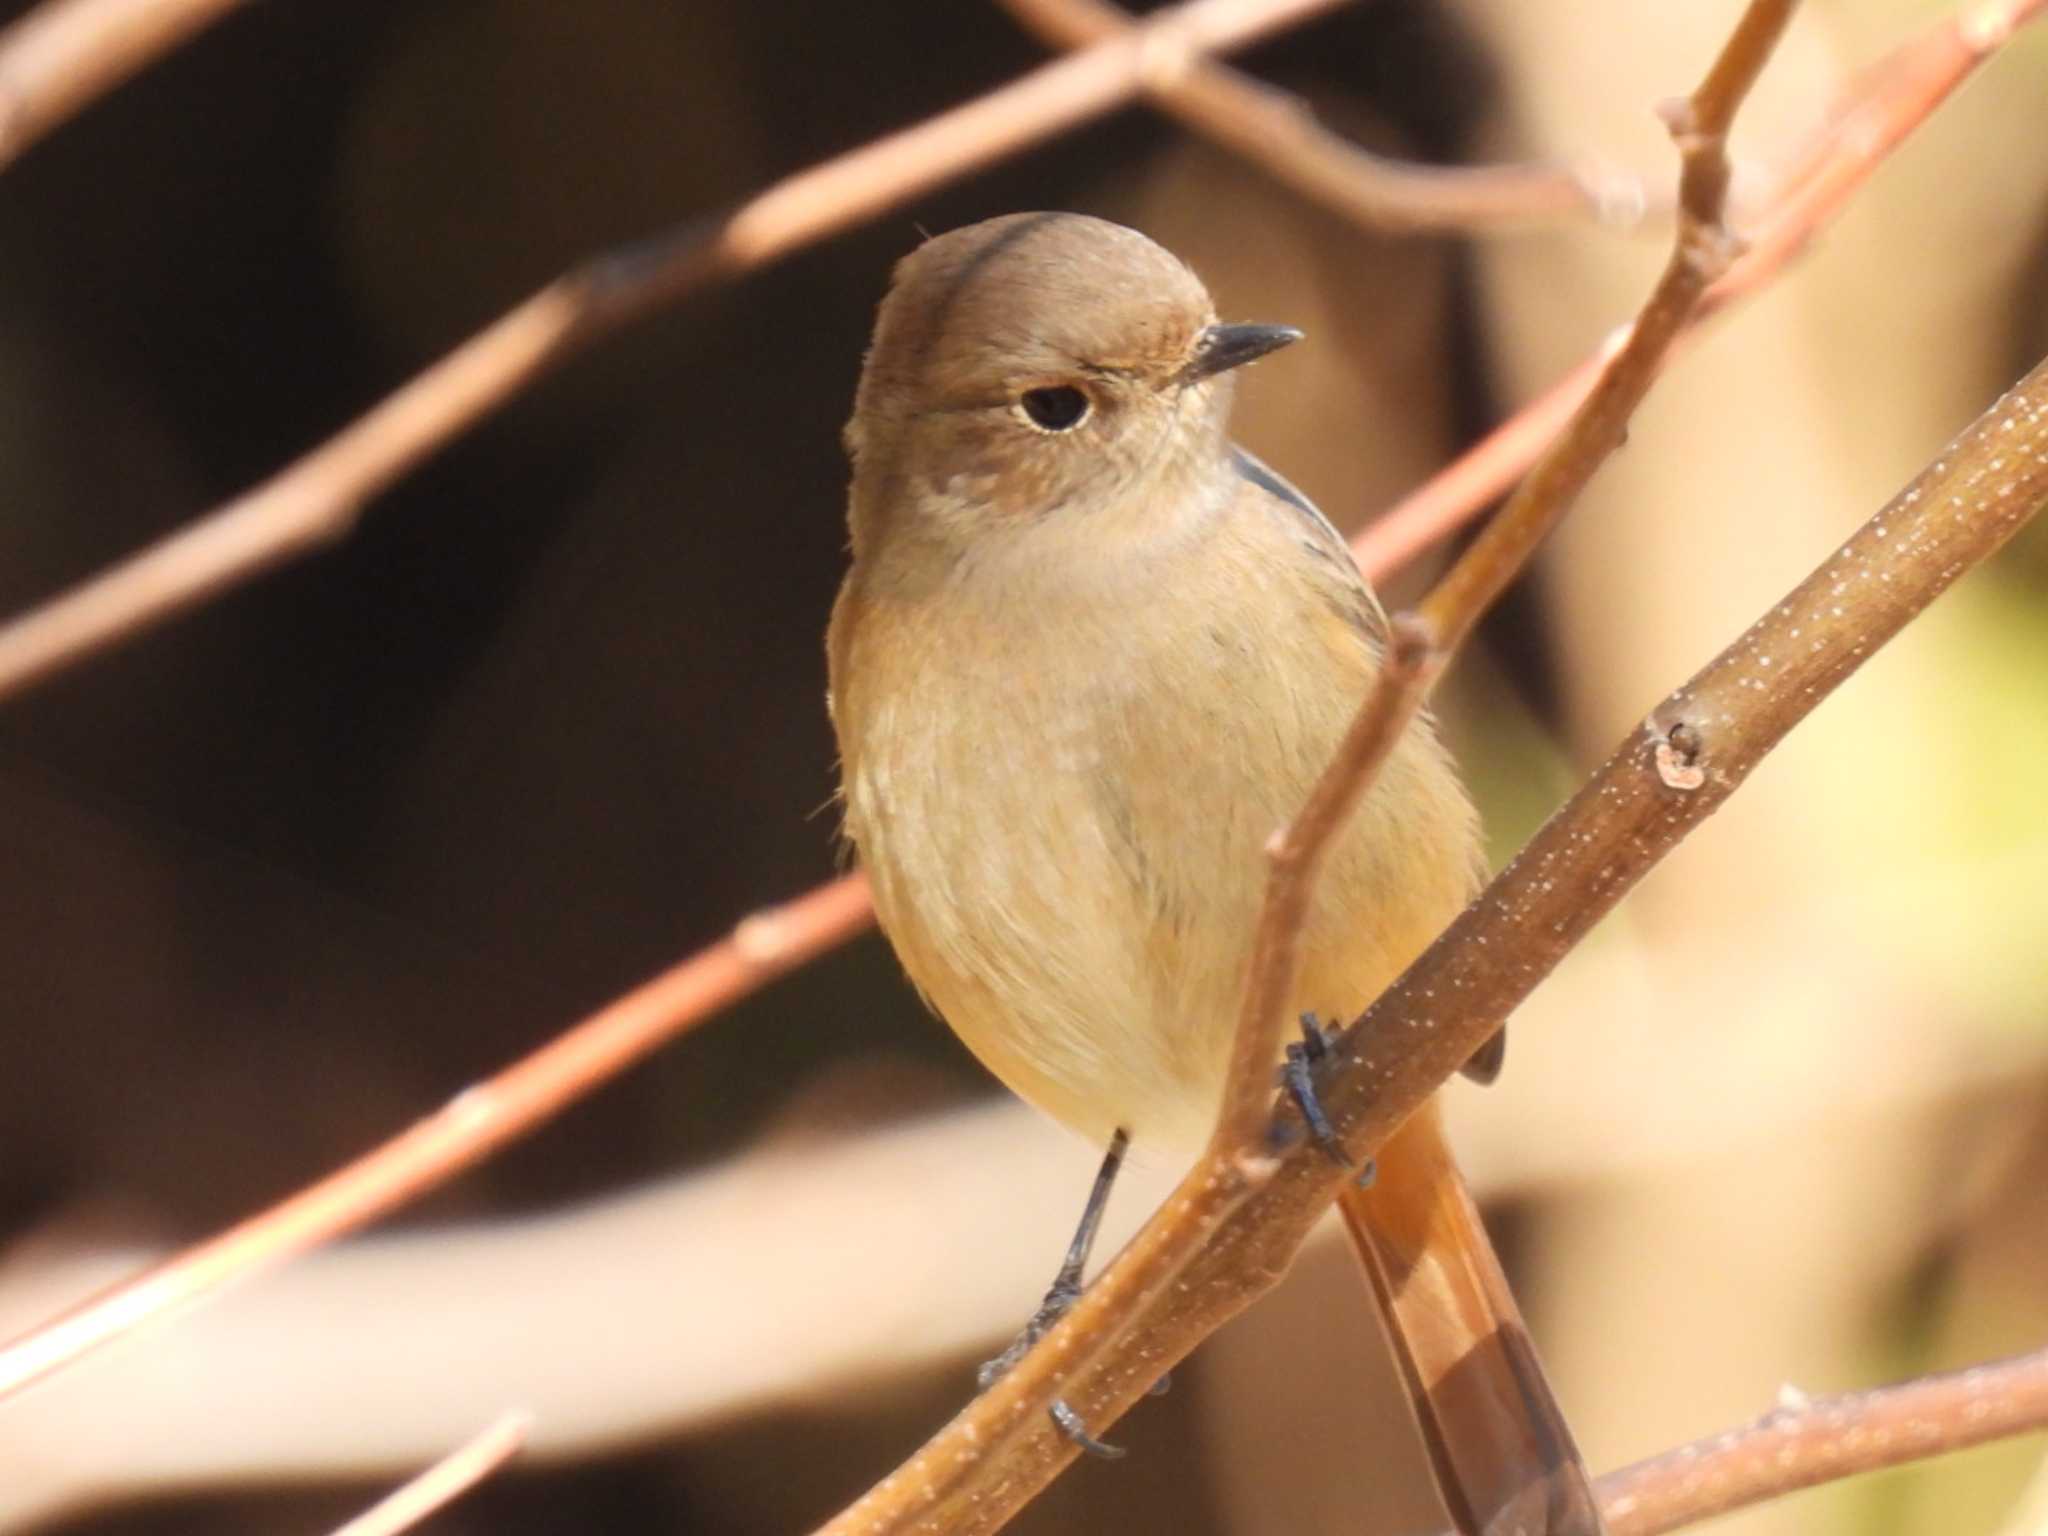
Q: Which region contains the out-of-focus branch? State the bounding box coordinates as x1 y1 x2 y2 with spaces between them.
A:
0 0 1346 705
1212 616 1436 1147
996 0 1643 233
1593 1344 2048 1536
1351 0 2048 578
0 0 247 168
329 1414 530 1536
0 874 874 1401
1409 0 1786 653
818 6 1797 1531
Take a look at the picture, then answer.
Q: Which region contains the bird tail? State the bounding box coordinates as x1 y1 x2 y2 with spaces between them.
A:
1336 1100 1606 1536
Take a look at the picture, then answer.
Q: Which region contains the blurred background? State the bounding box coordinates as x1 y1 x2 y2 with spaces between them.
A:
1 0 2046 1532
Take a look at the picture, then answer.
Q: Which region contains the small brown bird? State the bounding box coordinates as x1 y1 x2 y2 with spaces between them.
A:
828 212 1600 1534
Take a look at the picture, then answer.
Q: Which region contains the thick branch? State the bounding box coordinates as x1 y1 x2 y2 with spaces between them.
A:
1595 1344 2048 1536
997 0 1637 233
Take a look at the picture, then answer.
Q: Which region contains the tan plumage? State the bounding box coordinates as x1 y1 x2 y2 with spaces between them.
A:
827 212 1599 1534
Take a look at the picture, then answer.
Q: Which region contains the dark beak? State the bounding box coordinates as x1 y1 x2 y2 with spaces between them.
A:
1180 322 1303 384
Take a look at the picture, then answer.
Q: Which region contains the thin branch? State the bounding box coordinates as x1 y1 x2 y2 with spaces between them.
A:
1594 1344 2048 1536
0 0 1347 705
1352 0 2048 579
996 0 1642 234
329 1413 531 1536
824 341 2048 1536
1215 0 1782 1179
818 6 1799 1530
0 0 247 168
1413 0 1793 651
0 874 874 1401
1210 620 1435 1149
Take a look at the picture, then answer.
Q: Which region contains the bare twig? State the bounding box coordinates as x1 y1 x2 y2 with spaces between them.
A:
1414 0 1792 651
1211 620 1436 1148
329 1413 531 1536
1213 0 1785 1168
0 874 873 1401
0 0 247 168
1352 0 2048 578
0 0 1347 705
1595 1344 2048 1536
827 342 2048 1536
818 7 1799 1531
997 0 1642 233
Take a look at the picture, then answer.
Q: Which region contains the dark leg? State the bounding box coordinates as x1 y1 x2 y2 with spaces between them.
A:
977 1128 1130 1390
1283 1013 1376 1187
979 1129 1152 1460
1049 1399 1126 1461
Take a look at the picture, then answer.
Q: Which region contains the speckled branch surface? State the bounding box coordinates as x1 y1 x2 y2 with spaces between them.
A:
1595 1343 2048 1535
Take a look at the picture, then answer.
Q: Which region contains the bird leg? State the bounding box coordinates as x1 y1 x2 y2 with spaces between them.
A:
978 1127 1160 1459
1282 1012 1376 1186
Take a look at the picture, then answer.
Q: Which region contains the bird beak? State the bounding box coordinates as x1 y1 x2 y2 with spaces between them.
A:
1180 322 1303 384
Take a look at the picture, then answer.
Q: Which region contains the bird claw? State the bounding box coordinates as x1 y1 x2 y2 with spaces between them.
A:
1050 1398 1125 1460
1282 1013 1374 1189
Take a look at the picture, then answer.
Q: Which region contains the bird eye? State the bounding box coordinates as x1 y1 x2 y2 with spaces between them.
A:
1017 385 1091 433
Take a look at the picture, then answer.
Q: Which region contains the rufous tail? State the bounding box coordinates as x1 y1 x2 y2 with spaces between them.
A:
1337 1100 1606 1536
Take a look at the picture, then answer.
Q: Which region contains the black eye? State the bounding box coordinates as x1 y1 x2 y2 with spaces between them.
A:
1018 385 1090 432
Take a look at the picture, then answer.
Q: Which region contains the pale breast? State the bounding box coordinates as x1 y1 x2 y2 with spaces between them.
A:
828 482 1479 1152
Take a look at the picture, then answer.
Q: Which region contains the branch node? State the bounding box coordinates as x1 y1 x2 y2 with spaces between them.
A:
1652 718 1707 792
731 908 793 963
1679 217 1749 284
1228 1147 1283 1188
1385 609 1441 673
1655 94 1705 144
1134 20 1195 92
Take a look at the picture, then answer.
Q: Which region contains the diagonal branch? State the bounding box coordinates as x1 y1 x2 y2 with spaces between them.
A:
1353 0 2048 579
1594 1342 2048 1536
328 1412 531 1536
0 874 873 1400
0 0 1347 705
0 0 247 168
1412 0 1792 651
1210 0 1792 1151
996 0 1642 233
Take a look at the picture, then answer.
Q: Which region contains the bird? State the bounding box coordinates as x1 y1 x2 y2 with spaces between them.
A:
826 210 1602 1535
